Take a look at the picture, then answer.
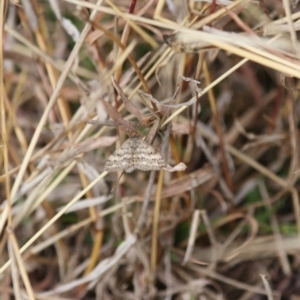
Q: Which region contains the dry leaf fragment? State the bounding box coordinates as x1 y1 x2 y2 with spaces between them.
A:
111 78 145 123
147 166 217 200
101 99 138 137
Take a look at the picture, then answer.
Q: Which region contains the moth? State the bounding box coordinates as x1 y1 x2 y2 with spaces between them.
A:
104 136 167 173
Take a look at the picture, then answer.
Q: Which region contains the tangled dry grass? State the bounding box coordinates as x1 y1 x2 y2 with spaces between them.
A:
1 0 300 299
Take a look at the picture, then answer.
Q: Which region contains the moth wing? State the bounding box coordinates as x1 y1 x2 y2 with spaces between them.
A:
104 140 133 172
132 139 166 171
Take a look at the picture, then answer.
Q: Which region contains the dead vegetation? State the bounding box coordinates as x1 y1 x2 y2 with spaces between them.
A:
1 0 300 299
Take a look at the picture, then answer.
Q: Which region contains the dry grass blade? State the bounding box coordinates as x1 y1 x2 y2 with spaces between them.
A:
182 210 201 265
260 274 275 300
39 235 137 295
2 0 300 299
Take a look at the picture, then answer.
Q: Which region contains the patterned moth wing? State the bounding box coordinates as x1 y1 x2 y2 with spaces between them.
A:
130 137 166 171
104 136 166 173
104 138 134 172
